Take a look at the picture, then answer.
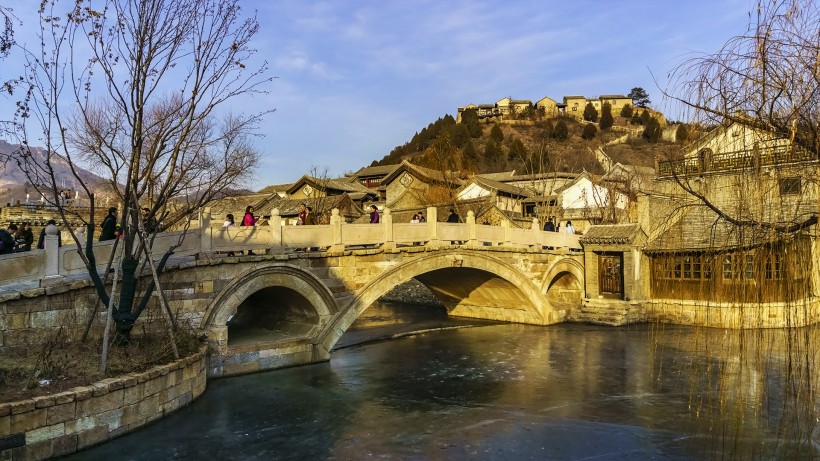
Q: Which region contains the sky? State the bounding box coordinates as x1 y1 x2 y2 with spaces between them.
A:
1 0 754 190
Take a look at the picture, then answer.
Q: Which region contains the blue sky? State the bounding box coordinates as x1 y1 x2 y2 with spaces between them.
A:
2 0 752 190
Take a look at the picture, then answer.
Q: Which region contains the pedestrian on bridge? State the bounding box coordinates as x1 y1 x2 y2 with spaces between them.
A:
0 224 17 254
242 206 258 227
99 207 118 241
446 209 460 223
37 219 62 249
565 221 575 234
15 222 34 251
369 205 380 224
543 217 555 232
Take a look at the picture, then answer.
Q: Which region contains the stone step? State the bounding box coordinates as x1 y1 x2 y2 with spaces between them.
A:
574 299 631 326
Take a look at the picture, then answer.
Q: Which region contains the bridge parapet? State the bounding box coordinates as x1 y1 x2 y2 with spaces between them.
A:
0 206 582 288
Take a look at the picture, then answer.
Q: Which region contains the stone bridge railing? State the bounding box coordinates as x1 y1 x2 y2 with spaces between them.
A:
0 206 581 288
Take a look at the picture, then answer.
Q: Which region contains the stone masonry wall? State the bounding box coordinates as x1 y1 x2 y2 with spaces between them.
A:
0 347 207 460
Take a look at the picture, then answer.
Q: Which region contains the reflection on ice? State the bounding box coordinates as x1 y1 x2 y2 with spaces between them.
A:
65 302 820 460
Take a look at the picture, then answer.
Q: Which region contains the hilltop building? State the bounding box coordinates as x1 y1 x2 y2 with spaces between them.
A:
457 94 633 122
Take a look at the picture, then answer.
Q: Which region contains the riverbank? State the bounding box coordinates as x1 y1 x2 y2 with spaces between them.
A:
0 345 208 460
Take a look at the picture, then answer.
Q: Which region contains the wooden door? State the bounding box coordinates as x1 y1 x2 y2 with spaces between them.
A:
599 253 624 299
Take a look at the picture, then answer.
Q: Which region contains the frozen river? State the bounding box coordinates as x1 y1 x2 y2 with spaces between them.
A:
66 302 819 460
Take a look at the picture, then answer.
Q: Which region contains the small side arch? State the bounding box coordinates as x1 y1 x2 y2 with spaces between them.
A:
201 265 338 350
541 257 585 308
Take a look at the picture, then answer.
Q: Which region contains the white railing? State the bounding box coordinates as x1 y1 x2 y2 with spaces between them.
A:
0 206 582 288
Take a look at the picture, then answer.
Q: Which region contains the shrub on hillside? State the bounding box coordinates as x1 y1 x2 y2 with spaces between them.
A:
553 120 569 141
490 123 504 143
582 123 598 140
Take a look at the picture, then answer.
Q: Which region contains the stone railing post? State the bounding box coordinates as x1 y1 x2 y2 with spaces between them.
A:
44 223 60 279
426 206 439 248
531 217 540 247
200 207 212 255
501 220 510 246
383 208 396 250
269 208 282 249
329 208 344 252
466 210 477 247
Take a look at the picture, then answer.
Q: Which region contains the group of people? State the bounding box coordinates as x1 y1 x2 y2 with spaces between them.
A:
409 211 426 223
543 217 575 234
0 220 63 255
98 207 158 242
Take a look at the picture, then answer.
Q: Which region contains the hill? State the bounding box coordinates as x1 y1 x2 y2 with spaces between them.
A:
372 108 686 176
0 140 106 206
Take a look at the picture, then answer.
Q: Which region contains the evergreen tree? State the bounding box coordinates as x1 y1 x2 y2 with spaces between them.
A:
553 120 569 141
640 110 651 125
643 117 661 142
451 123 471 148
460 108 483 137
620 104 633 118
507 138 528 161
582 123 597 140
628 87 651 107
583 102 598 122
676 124 689 143
600 103 613 130
484 140 504 164
490 123 504 143
462 140 478 170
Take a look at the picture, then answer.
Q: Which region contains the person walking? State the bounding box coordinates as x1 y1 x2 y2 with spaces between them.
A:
0 224 17 254
410 213 419 224
99 207 118 241
15 222 34 251
565 221 575 234
369 205 380 224
446 209 462 244
223 214 236 256
543 216 555 232
417 211 426 223
297 203 307 225
37 219 62 249
141 207 157 233
446 209 460 223
305 206 318 225
242 205 258 227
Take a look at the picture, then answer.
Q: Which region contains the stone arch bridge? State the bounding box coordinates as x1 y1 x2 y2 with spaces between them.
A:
0 207 584 377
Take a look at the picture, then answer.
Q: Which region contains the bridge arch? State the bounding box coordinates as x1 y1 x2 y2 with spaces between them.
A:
201 265 338 351
316 250 557 354
541 257 585 308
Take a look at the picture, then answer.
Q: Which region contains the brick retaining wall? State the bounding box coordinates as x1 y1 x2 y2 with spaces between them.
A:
0 347 208 460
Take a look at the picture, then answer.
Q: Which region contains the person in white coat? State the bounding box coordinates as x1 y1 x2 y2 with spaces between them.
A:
565 221 575 234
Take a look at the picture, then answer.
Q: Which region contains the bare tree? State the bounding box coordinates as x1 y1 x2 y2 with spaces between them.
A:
654 1 820 454
14 0 272 345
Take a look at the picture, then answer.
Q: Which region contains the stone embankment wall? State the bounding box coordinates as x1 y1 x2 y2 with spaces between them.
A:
0 347 208 461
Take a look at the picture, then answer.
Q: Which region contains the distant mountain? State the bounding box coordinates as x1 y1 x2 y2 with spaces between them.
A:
0 140 106 205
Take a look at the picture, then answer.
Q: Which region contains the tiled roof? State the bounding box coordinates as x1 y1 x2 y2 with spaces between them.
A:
468 176 529 198
351 164 400 177
580 224 643 245
256 183 293 194
476 171 516 181
382 160 463 186
642 206 786 252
